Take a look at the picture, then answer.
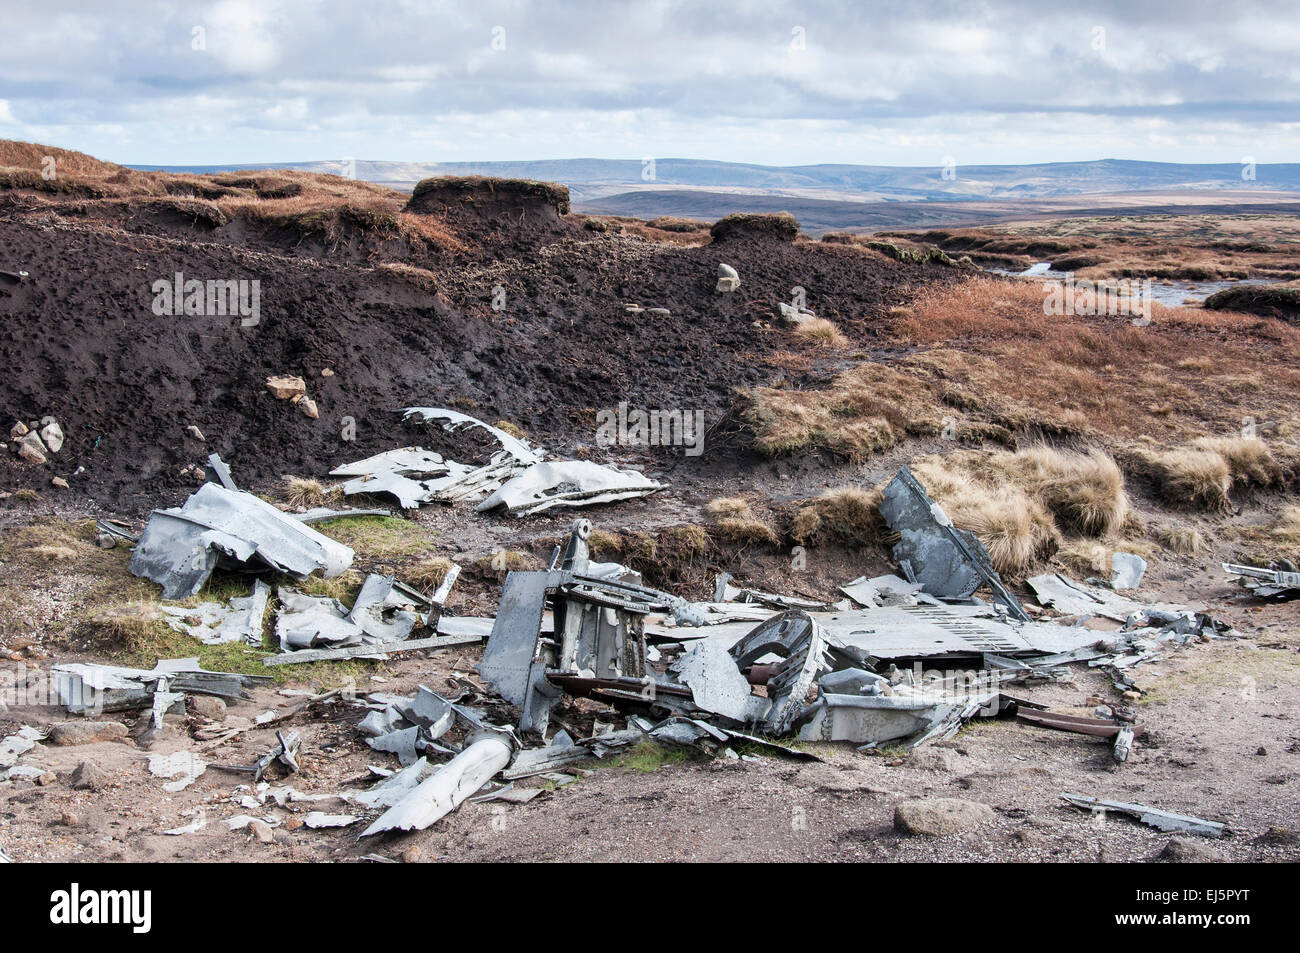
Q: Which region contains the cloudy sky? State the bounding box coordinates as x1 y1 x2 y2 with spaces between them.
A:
2 0 1298 167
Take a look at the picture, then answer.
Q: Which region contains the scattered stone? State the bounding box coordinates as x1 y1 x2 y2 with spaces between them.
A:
776 301 814 326
1153 836 1226 863
265 375 307 400
69 760 109 791
96 534 117 549
51 476 69 489
36 771 57 786
58 811 82 826
646 307 670 316
905 747 957 772
135 725 182 750
282 815 304 831
1010 827 1050 847
298 398 319 419
1255 746 1268 756
321 368 335 377
1122 690 1141 702
716 262 740 292
39 419 64 453
9 421 28 440
50 721 129 746
1252 826 1298 846
249 819 275 843
189 695 227 721
401 846 422 864
16 431 47 464
894 798 995 837
185 425 206 442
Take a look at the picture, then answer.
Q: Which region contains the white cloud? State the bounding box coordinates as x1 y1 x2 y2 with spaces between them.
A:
0 0 1296 165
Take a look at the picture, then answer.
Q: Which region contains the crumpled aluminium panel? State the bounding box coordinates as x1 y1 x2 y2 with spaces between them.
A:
669 639 770 724
329 408 546 509
402 407 545 466
476 460 664 516
729 611 836 734
1223 562 1300 599
274 573 428 651
51 658 269 715
129 483 353 599
796 686 998 746
879 467 1030 622
160 579 271 645
329 447 473 509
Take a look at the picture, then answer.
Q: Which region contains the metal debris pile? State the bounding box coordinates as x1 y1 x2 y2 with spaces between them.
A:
330 407 663 514
128 456 354 599
79 459 1239 842
341 468 1237 838
50 658 270 729
1223 562 1300 600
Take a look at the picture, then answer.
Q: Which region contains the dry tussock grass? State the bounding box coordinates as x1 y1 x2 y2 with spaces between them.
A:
909 454 1059 576
705 497 778 545
741 276 1298 460
994 446 1128 536
1191 437 1281 487
1055 540 1111 576
1137 435 1294 511
1138 447 1232 511
792 317 849 348
793 486 883 547
373 261 439 291
405 556 454 592
1272 506 1300 546
281 475 331 508
1156 525 1204 555
0 139 465 252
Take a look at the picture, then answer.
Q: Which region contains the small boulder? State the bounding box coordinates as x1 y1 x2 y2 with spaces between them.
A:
716 262 740 292
265 375 307 400
39 419 64 454
69 760 109 791
777 302 814 326
16 431 47 464
298 398 319 420
894 798 995 837
249 819 275 844
189 695 227 721
1152 836 1226 863
9 421 29 440
50 721 129 746
905 747 958 772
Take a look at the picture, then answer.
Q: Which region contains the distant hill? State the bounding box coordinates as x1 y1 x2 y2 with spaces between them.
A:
132 157 1300 198
128 156 1300 232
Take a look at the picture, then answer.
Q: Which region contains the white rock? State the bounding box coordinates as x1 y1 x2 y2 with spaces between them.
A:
16 431 47 464
39 420 63 454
